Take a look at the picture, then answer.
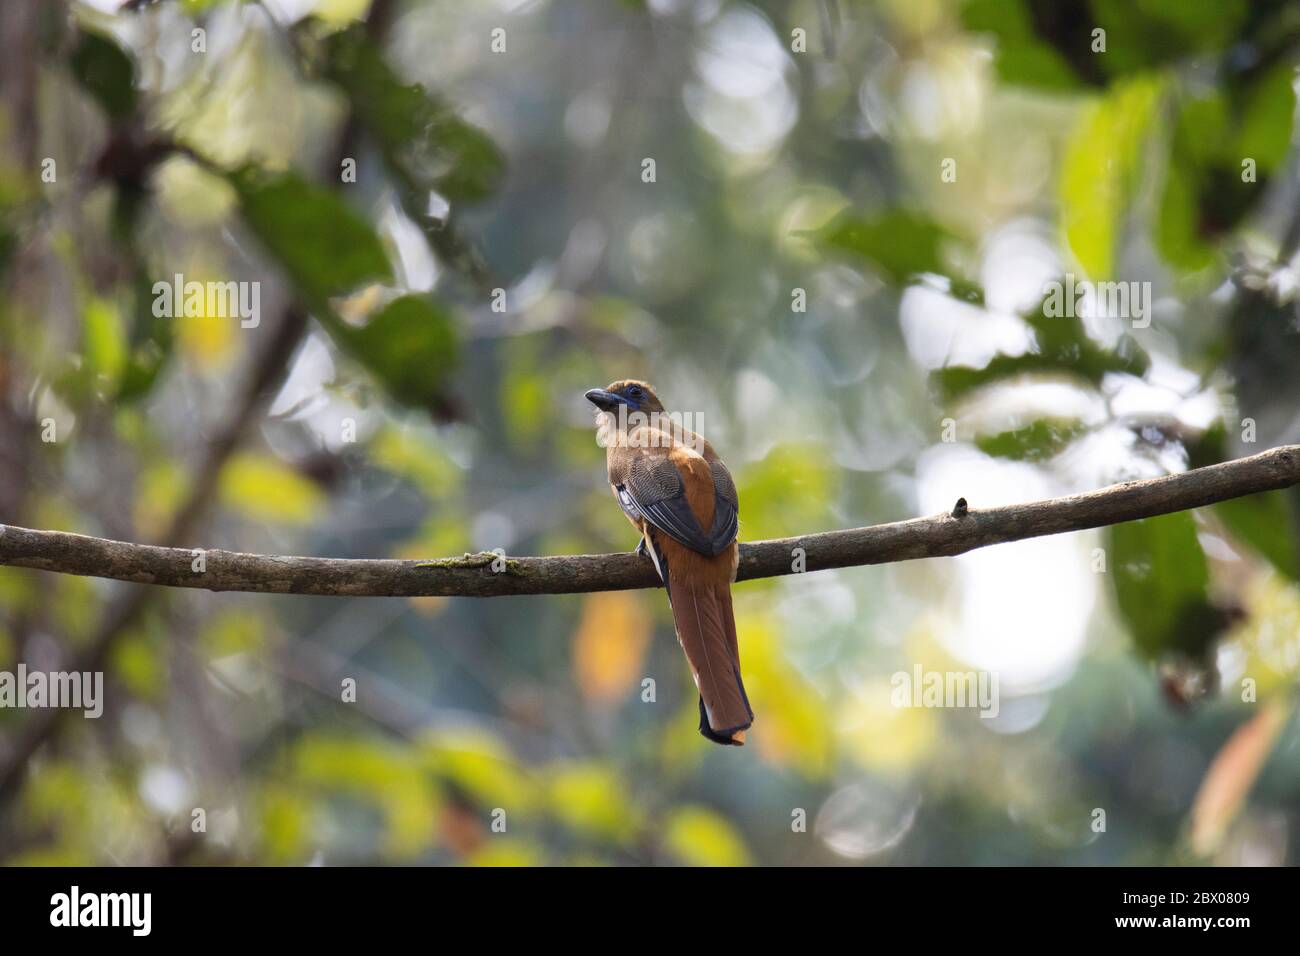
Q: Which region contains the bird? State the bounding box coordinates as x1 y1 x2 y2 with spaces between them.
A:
584 379 753 745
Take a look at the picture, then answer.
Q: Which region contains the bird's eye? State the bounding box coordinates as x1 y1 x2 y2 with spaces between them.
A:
629 385 643 397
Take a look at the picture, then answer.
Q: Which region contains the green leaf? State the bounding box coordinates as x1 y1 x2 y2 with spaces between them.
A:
815 210 955 285
1190 423 1300 582
961 0 1088 90
933 324 1147 402
1108 512 1225 661
1060 77 1161 279
1215 492 1300 582
1155 64 1295 270
992 43 1086 90
0 224 14 274
82 296 127 384
933 283 1150 402
1154 92 1234 268
975 419 1088 461
1024 291 1144 366
1155 154 1217 271
320 25 504 201
69 30 137 121
1237 62 1297 171
321 295 458 411
966 0 1248 89
934 354 1068 401
1091 0 1248 79
229 171 460 412
111 631 164 700
117 325 174 404
228 168 391 303
1185 421 1229 470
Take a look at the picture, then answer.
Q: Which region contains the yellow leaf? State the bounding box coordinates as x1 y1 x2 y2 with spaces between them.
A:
664 805 752 867
218 452 324 525
153 155 237 227
736 443 837 542
838 677 939 773
158 268 243 369
200 609 266 658
295 735 415 793
8 845 91 867
1224 574 1300 691
371 426 462 498
292 735 439 860
259 786 313 864
572 591 652 706
419 728 540 813
469 840 542 867
178 309 238 370
547 762 640 841
1189 701 1291 856
734 604 832 776
406 595 450 617
134 460 187 540
380 789 439 860
313 0 372 27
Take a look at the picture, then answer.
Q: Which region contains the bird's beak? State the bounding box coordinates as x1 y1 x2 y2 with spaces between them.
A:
584 388 628 412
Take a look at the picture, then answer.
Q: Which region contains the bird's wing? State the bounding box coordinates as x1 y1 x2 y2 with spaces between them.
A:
707 456 739 549
617 451 738 557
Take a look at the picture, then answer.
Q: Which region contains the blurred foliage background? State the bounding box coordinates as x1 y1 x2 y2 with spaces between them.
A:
2 0 1300 866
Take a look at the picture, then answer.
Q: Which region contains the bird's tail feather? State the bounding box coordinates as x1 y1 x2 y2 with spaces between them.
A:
668 578 753 745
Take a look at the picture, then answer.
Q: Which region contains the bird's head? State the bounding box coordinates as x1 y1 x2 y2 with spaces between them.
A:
584 379 665 415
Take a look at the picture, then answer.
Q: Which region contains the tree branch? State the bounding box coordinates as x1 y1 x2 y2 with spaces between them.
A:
3 445 1296 597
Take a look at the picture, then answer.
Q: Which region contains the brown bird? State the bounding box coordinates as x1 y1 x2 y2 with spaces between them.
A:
585 380 753 745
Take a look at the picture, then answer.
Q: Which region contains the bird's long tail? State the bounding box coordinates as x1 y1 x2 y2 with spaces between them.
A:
666 572 753 746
